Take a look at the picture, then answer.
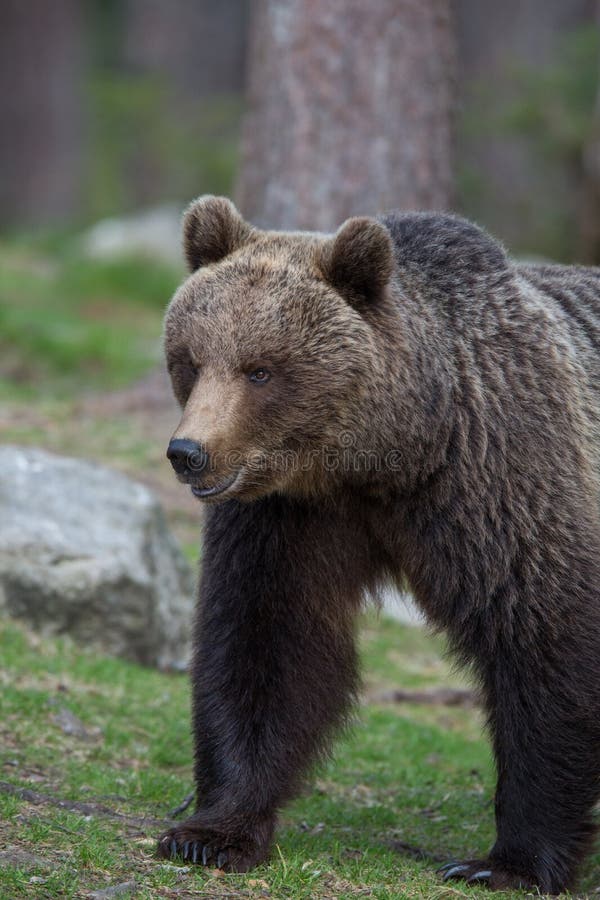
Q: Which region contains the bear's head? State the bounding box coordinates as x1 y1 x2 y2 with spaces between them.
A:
164 195 394 502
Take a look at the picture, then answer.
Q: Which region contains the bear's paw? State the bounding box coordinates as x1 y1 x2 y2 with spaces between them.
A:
439 858 554 893
157 817 272 872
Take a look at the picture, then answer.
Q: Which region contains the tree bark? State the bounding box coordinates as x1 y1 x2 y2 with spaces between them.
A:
0 0 85 229
236 0 455 231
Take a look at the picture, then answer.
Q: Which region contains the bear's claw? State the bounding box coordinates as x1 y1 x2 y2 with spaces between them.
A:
440 862 470 880
465 869 493 885
438 858 537 890
163 834 217 866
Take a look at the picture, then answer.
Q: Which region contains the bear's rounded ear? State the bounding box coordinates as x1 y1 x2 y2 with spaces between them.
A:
182 195 252 271
318 217 393 305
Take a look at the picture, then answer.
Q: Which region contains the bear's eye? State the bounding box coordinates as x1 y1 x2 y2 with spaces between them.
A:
249 367 271 384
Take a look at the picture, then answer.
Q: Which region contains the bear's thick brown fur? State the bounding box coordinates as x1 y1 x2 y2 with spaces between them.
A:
158 196 600 893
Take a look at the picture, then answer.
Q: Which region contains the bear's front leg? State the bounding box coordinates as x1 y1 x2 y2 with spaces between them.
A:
157 495 367 871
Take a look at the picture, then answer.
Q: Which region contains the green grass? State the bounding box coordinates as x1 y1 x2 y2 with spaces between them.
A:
1 614 597 899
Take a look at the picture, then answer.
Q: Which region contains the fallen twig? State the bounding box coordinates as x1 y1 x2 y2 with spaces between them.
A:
168 791 195 818
0 780 166 829
374 687 478 708
387 839 446 863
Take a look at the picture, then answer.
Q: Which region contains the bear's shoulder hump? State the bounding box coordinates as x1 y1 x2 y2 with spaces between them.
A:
378 211 509 283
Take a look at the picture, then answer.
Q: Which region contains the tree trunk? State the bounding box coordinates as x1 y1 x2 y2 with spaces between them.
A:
236 0 455 231
0 0 85 230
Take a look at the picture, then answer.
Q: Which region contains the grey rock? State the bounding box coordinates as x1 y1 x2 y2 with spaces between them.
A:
380 585 425 626
51 705 99 740
0 848 49 869
89 881 138 899
0 446 194 668
81 206 183 266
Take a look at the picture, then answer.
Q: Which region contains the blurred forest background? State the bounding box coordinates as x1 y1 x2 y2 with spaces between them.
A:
2 0 600 257
2 0 600 553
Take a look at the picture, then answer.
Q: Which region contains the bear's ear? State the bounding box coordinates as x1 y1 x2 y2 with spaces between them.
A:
318 217 393 305
182 195 252 271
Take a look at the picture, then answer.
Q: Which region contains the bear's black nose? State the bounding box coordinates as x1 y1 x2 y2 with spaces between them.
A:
166 438 209 476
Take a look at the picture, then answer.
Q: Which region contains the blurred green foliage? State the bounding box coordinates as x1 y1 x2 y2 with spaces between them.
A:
503 26 600 166
80 0 241 220
458 25 600 261
87 73 241 220
0 240 178 396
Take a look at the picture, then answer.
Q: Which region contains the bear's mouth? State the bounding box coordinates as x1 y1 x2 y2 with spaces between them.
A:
189 470 240 499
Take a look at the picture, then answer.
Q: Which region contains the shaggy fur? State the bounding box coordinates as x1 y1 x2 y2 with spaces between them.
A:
158 196 600 893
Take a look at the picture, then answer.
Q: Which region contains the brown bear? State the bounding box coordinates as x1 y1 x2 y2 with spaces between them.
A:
158 195 600 894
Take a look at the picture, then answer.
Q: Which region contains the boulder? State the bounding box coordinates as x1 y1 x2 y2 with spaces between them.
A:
81 206 183 266
0 446 195 669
